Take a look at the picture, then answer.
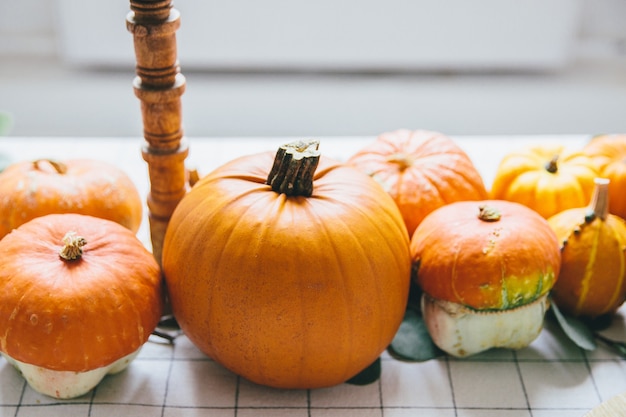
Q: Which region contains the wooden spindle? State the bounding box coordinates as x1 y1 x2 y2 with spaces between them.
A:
126 0 187 265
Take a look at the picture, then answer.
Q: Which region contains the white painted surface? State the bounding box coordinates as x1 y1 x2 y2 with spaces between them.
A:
55 0 584 71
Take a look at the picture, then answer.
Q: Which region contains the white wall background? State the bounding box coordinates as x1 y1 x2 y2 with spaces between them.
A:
1 1 625 138
0 0 57 57
1 0 625 70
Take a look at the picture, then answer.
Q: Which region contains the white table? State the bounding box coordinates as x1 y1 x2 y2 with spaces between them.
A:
0 135 624 417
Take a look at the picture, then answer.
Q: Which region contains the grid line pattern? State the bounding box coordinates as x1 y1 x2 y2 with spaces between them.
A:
511 351 531 414
0 136 624 417
2 314 624 417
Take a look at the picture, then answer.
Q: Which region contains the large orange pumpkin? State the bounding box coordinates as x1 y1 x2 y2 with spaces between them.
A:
548 178 626 319
0 213 163 398
347 129 488 236
490 143 599 219
582 134 626 220
162 140 411 389
0 158 143 239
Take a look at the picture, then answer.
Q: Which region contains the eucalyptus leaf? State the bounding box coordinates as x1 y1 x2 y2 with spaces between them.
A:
388 307 443 362
0 153 10 173
550 300 596 351
406 280 423 311
345 357 380 385
594 333 626 358
0 112 13 136
0 112 13 172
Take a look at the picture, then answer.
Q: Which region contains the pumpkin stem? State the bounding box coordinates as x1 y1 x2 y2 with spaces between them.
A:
59 231 87 261
33 159 68 174
266 140 320 197
386 153 414 171
478 205 501 222
187 167 200 188
587 177 610 222
545 155 559 174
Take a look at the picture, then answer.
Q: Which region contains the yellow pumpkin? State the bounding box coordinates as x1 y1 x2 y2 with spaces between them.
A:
490 143 600 219
548 178 626 319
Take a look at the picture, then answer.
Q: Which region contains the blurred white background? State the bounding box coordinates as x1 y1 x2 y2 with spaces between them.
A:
0 0 625 137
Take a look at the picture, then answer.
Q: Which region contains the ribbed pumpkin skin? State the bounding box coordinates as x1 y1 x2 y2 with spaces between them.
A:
583 134 626 220
490 144 599 219
162 151 411 389
0 159 143 239
0 213 163 372
347 129 488 237
548 208 626 319
411 200 561 310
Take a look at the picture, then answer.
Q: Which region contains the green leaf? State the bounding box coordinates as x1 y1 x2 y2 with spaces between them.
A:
345 357 380 386
388 307 443 362
0 152 10 173
594 333 626 358
406 280 423 311
549 299 596 351
0 112 13 136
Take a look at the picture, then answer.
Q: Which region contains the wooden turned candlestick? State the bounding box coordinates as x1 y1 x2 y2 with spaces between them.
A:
126 0 187 265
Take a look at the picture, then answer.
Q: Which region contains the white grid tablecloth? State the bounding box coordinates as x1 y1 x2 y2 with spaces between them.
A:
1 136 624 417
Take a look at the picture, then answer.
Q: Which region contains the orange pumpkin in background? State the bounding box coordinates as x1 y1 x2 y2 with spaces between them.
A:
548 178 626 320
490 143 599 219
347 129 488 237
0 213 163 399
162 140 411 389
0 159 143 239
582 134 626 220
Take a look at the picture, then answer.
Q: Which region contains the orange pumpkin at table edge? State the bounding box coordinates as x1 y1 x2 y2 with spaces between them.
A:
582 134 626 221
347 129 488 237
161 140 411 389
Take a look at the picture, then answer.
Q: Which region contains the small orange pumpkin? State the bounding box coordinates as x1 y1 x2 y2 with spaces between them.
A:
548 178 626 319
0 213 163 398
412 200 561 310
582 134 626 220
490 143 600 219
347 129 488 236
162 140 411 389
0 159 143 239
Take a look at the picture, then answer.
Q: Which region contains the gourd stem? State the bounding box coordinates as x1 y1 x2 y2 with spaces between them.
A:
266 140 320 197
588 178 610 222
478 205 501 222
59 231 87 261
545 155 559 174
33 159 67 174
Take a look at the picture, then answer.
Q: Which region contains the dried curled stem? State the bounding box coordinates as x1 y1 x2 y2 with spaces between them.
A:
59 231 87 261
